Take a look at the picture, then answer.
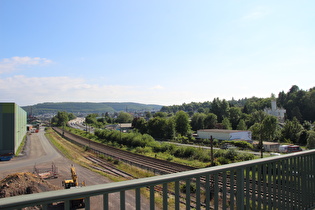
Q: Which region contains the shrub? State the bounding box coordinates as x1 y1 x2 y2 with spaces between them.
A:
216 156 230 165
180 183 196 193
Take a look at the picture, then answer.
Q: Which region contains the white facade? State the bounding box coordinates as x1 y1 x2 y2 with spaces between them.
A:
197 129 252 141
264 100 286 122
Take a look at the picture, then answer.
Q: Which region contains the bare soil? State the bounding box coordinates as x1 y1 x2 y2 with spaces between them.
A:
0 172 61 198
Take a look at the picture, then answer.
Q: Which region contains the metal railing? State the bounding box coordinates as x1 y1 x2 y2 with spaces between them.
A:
1 150 315 210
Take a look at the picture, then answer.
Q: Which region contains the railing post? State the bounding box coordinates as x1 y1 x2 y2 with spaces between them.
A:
120 191 125 210
230 170 235 210
84 196 90 210
196 176 201 210
205 175 210 210
222 172 227 210
163 183 168 210
150 185 155 210
136 188 141 210
236 168 244 210
103 193 109 210
175 181 180 210
185 179 191 210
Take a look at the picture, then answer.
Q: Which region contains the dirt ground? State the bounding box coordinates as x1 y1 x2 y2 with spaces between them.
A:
0 172 61 198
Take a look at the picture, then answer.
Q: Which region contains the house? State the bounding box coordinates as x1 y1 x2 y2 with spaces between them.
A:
253 141 280 152
105 123 132 132
196 129 252 141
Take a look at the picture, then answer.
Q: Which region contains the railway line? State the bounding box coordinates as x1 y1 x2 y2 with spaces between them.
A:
53 127 196 175
52 127 289 208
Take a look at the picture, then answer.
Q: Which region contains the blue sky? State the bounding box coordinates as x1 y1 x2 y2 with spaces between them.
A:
1 1 314 106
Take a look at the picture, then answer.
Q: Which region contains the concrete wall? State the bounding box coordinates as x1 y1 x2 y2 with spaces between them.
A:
0 103 27 155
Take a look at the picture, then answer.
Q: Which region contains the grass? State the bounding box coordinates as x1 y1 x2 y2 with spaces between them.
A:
15 134 27 156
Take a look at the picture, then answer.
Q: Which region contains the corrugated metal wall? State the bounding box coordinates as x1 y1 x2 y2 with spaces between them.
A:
0 103 27 155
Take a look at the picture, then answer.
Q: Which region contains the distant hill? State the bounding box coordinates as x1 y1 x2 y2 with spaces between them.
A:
22 102 162 116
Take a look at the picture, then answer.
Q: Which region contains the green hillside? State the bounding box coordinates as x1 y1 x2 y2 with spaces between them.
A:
22 102 162 115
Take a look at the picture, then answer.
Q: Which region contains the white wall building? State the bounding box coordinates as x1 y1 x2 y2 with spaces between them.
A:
264 100 286 122
196 129 252 141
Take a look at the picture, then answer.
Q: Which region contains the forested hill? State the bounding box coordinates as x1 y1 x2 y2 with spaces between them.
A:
22 102 162 115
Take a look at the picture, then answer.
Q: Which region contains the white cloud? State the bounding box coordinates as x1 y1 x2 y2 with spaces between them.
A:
0 56 52 74
0 75 187 106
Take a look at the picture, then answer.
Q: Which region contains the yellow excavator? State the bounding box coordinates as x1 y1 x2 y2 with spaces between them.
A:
62 165 85 209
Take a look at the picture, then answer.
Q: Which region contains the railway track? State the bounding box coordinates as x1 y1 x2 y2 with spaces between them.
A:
53 127 197 175
52 127 291 208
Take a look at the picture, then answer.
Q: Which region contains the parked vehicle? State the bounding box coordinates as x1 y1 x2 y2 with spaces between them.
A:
0 153 14 161
279 145 302 153
220 143 237 150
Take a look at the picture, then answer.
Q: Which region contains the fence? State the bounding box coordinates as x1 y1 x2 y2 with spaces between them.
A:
1 150 315 210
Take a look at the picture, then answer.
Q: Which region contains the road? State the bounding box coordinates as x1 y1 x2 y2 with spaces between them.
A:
0 129 62 172
0 128 154 210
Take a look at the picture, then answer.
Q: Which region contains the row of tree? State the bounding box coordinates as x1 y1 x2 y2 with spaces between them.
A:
161 85 315 123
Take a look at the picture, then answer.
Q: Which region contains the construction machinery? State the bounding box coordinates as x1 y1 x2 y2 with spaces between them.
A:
62 165 85 209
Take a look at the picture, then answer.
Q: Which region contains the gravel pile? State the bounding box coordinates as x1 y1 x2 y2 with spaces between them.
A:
0 172 61 198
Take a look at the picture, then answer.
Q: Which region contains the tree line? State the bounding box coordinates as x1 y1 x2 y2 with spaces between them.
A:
51 85 315 148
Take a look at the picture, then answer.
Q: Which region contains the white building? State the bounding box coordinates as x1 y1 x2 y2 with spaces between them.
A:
264 100 286 122
196 129 252 141
253 141 280 152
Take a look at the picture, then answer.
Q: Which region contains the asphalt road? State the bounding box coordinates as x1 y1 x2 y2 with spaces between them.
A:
0 128 155 210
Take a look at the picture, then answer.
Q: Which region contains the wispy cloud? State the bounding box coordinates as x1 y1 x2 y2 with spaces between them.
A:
0 56 52 74
241 6 270 21
150 85 164 90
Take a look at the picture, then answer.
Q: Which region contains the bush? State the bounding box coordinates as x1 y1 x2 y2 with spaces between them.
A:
180 183 196 193
216 156 230 165
220 140 253 150
237 152 255 161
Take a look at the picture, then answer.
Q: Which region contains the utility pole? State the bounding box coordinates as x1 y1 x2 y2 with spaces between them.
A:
210 136 214 166
260 124 263 158
120 123 122 142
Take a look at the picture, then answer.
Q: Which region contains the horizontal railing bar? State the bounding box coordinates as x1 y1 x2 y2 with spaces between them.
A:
1 150 315 209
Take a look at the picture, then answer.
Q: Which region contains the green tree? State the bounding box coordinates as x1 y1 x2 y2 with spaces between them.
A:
116 112 133 123
211 98 230 122
261 115 279 141
190 113 206 131
56 111 69 127
85 113 98 124
165 118 176 139
236 119 247 130
280 117 303 143
175 111 191 136
229 107 242 129
132 117 147 134
153 112 167 118
222 117 232 130
306 130 315 149
147 117 164 138
249 123 262 140
248 110 267 127
204 113 217 129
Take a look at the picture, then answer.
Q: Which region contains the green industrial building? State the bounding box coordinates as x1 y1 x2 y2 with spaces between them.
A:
0 103 27 156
